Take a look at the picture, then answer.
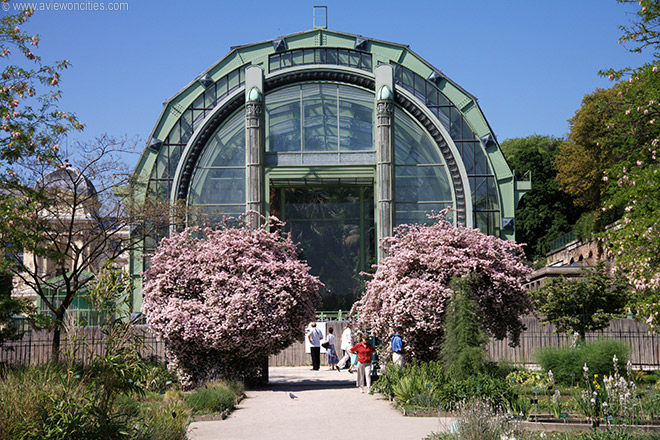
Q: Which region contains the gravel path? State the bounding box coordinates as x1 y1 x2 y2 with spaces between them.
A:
187 366 453 440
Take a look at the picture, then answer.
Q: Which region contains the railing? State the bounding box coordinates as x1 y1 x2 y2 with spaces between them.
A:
316 310 351 321
547 231 576 252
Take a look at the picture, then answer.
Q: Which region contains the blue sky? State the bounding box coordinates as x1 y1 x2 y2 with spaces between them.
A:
10 0 654 168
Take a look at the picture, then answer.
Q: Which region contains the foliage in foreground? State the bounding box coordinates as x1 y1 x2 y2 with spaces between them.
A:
142 214 323 388
536 340 630 386
353 210 532 362
0 363 191 440
372 360 514 412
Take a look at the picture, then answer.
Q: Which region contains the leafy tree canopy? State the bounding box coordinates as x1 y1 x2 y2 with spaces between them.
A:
530 264 630 339
501 135 584 262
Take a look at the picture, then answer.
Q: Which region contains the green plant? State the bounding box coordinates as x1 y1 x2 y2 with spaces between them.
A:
440 274 489 380
451 398 518 440
134 401 190 440
437 374 515 412
184 381 242 414
537 340 630 386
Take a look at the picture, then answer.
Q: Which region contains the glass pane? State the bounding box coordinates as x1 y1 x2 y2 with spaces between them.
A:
338 49 349 66
189 168 245 205
473 176 488 209
168 120 181 145
188 205 246 226
181 109 193 144
339 86 373 151
193 94 204 109
450 107 462 140
315 48 326 64
215 77 228 102
303 49 314 64
460 142 475 175
394 202 453 226
282 52 293 68
326 48 337 64
394 110 443 165
349 51 360 68
204 87 216 109
228 70 239 91
361 54 372 71
169 145 182 177
487 176 499 210
395 165 452 203
474 143 489 175
437 106 450 131
267 86 302 152
269 54 280 72
292 49 303 66
303 84 338 151
196 111 245 167
275 185 374 310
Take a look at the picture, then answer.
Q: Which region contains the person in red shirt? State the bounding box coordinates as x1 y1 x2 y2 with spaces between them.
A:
350 334 376 393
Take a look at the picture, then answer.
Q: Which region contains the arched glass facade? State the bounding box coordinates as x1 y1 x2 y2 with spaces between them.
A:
132 29 529 311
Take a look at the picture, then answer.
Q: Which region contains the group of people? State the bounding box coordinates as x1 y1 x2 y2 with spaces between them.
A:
306 322 405 394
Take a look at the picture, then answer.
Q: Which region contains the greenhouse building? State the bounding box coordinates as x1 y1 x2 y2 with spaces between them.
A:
130 26 530 311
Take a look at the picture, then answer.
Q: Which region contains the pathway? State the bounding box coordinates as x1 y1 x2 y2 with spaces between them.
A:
187 366 453 440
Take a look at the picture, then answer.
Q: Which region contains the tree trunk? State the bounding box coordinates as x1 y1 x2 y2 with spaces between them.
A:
51 313 64 363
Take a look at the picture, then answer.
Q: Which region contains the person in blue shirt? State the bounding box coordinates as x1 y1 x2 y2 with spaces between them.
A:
390 327 404 368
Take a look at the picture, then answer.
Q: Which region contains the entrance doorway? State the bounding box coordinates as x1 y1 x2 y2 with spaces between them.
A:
270 184 375 310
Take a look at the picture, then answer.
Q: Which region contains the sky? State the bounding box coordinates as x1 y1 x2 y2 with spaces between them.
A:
7 0 655 169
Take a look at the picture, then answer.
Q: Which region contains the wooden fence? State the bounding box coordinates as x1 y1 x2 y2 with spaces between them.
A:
486 317 660 367
2 318 659 368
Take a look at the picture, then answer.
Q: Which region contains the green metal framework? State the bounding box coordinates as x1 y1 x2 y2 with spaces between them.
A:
130 28 530 310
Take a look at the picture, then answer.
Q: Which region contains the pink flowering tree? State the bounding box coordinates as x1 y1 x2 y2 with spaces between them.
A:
599 157 660 330
142 215 323 388
351 212 533 362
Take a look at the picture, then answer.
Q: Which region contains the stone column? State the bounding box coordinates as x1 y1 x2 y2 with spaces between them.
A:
245 66 264 229
375 65 395 258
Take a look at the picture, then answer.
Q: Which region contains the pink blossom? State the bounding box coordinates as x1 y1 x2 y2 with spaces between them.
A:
655 66 659 73
626 109 631 115
609 74 614 80
651 100 655 105
651 119 656 124
637 160 644 166
603 176 609 182
352 210 532 361
142 215 323 387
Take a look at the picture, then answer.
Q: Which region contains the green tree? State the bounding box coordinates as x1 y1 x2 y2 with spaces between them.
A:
440 274 489 380
501 135 584 262
530 265 630 340
554 86 622 210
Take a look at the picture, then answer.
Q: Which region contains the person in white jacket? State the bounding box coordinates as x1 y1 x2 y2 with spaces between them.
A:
336 323 354 373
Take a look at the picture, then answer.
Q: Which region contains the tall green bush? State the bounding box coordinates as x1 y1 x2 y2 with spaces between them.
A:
440 274 489 380
536 339 630 385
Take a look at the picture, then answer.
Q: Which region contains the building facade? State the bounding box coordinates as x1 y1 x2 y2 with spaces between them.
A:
131 28 530 310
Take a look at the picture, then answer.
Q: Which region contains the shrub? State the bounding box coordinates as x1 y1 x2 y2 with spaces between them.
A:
135 401 190 440
352 211 532 361
440 274 489 380
537 340 630 385
184 381 243 414
451 398 518 440
142 216 323 388
437 374 515 412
